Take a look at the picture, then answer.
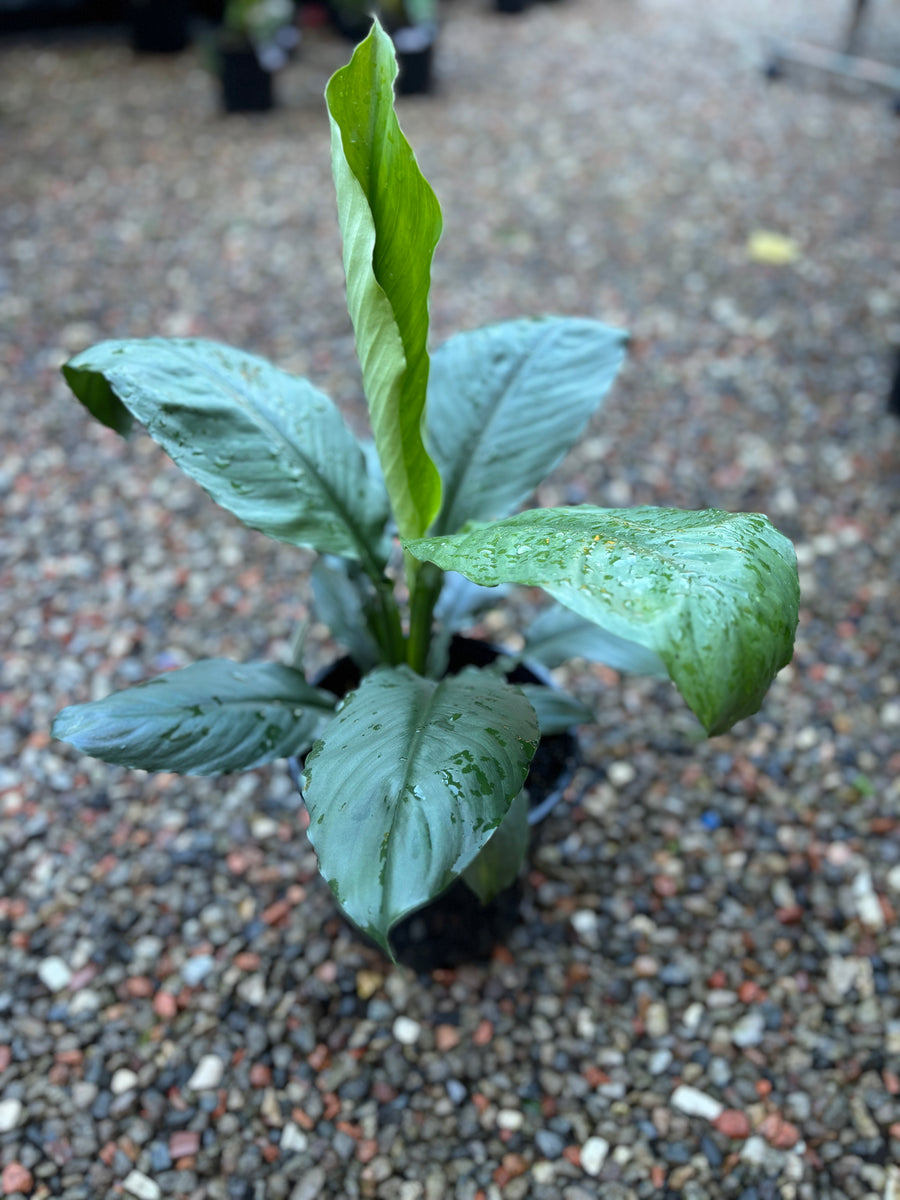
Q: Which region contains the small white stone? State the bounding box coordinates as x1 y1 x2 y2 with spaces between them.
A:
38 956 72 992
645 1002 669 1038
392 1016 421 1046
571 910 600 945
670 1084 724 1122
648 1048 673 1076
731 1011 765 1048
497 1108 524 1131
250 816 279 840
280 1122 309 1154
0 1098 24 1132
740 1136 767 1165
680 1002 704 1035
581 1136 610 1176
68 988 101 1014
607 762 636 787
237 974 267 1007
123 1170 162 1200
886 864 900 894
187 1054 225 1091
181 955 214 987
852 870 885 931
532 1162 556 1184
111 1068 139 1095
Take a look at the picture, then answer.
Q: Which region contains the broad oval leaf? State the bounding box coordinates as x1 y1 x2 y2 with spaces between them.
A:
302 665 539 954
62 338 389 567
427 317 627 534
524 603 668 676
405 506 799 735
326 20 442 540
52 660 336 775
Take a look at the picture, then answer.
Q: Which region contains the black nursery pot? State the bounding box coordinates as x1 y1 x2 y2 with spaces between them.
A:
392 24 437 95
129 0 189 53
296 636 578 972
220 47 274 113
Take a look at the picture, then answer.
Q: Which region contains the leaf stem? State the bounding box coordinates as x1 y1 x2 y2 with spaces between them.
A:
406 558 443 675
373 579 406 666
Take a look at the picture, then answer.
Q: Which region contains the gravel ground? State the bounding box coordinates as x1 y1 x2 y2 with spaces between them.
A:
2 0 900 1197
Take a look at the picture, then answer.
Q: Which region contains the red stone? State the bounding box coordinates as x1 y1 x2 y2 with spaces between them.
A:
713 1109 752 1139
2 1162 33 1194
759 1114 800 1149
249 1063 272 1088
472 1019 493 1047
153 991 178 1020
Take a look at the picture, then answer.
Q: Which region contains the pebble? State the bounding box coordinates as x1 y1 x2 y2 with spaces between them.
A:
37 957 72 992
1 1162 33 1195
671 1086 725 1122
648 1048 673 1076
122 1170 162 1200
181 955 215 987
535 1129 567 1159
392 1016 422 1046
111 1068 140 1095
714 1109 752 1139
0 1098 24 1132
280 1123 309 1154
731 1011 766 1048
187 1055 226 1091
580 1136 610 1176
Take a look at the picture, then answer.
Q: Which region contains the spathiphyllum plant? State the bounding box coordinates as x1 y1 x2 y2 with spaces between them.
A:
53 21 800 959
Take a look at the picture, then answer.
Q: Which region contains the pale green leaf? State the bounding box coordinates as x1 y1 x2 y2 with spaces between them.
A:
311 556 381 670
326 20 442 539
405 506 799 735
461 789 529 904
302 665 539 954
52 660 336 775
516 683 593 735
62 338 389 567
427 317 627 533
524 603 668 676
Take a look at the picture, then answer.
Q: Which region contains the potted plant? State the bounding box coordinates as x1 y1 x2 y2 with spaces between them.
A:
52 21 800 965
213 0 300 112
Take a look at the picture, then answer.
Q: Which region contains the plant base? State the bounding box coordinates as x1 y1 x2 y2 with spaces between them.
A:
298 636 578 971
220 49 274 113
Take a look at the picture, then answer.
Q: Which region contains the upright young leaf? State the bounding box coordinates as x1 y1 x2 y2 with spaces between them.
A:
427 317 627 533
52 660 336 775
302 665 539 954
326 20 442 539
405 506 800 736
63 339 389 567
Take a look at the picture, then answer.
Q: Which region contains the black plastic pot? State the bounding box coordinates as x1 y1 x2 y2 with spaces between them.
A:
293 636 578 971
494 0 531 12
129 0 189 53
393 24 437 95
220 47 274 113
